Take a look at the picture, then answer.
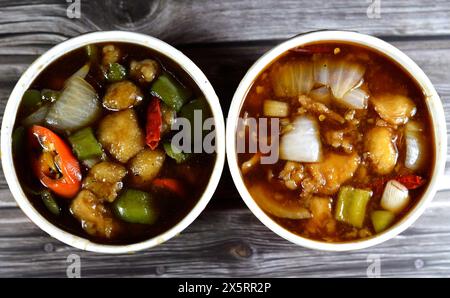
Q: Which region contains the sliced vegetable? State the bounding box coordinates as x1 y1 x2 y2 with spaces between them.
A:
21 104 50 127
405 121 427 171
45 76 101 132
29 125 82 198
335 186 372 228
380 180 409 214
151 73 192 112
163 142 190 163
271 60 314 97
68 127 103 160
146 97 162 150
329 60 365 99
371 210 395 233
313 57 332 86
41 190 61 216
279 115 322 162
179 97 212 143
12 126 26 156
41 89 60 103
395 175 425 190
309 86 331 104
263 99 290 117
22 89 42 114
152 178 185 197
85 44 98 62
160 102 176 134
68 63 90 81
339 87 369 109
105 63 127 82
113 189 158 224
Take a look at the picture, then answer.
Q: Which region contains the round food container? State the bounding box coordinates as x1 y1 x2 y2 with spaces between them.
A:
226 30 448 251
1 31 225 253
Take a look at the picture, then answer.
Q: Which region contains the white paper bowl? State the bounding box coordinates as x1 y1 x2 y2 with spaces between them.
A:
226 30 447 251
1 31 225 254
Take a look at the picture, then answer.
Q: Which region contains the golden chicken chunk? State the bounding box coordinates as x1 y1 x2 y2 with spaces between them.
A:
128 149 165 188
303 152 360 195
97 109 145 163
102 81 143 111
70 190 121 239
102 44 121 65
130 59 160 84
371 94 416 125
365 126 398 175
83 161 128 202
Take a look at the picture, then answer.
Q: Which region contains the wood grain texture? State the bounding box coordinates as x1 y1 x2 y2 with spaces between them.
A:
0 0 450 277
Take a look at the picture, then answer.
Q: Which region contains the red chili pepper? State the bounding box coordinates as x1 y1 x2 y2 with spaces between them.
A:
395 175 425 190
152 178 185 197
146 97 162 150
29 125 81 198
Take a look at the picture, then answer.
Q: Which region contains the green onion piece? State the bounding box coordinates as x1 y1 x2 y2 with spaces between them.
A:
371 210 395 233
68 127 103 160
163 142 190 164
41 89 60 103
105 63 127 82
151 73 192 112
41 190 61 216
335 186 372 228
22 89 42 114
113 189 158 224
85 44 98 62
12 126 25 156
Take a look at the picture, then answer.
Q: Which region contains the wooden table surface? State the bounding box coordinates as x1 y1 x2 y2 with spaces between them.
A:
0 0 449 277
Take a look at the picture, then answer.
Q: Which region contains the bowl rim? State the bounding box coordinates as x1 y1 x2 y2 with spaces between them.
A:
226 30 447 251
1 30 226 254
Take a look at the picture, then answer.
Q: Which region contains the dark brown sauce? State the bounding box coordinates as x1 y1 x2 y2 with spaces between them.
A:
238 42 435 242
13 42 216 245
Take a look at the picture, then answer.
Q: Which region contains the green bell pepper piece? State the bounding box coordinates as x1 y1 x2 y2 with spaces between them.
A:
68 127 103 160
335 186 372 228
151 73 192 112
163 142 190 164
41 190 61 216
106 63 127 82
113 189 158 225
371 210 395 233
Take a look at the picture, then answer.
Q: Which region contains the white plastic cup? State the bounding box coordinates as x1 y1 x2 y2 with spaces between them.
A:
1 31 226 254
226 30 448 251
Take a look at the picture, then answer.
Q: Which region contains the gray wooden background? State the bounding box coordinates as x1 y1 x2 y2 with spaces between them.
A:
0 0 449 277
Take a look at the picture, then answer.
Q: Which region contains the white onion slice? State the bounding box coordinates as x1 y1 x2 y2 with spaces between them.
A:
45 76 101 132
330 60 365 99
339 87 369 109
314 57 331 86
405 121 426 171
271 60 314 97
380 180 410 214
279 115 322 162
68 63 90 82
263 100 290 117
21 104 49 126
309 86 332 104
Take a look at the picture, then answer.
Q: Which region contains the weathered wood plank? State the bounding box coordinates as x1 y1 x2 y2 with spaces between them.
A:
0 190 450 277
0 0 450 45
